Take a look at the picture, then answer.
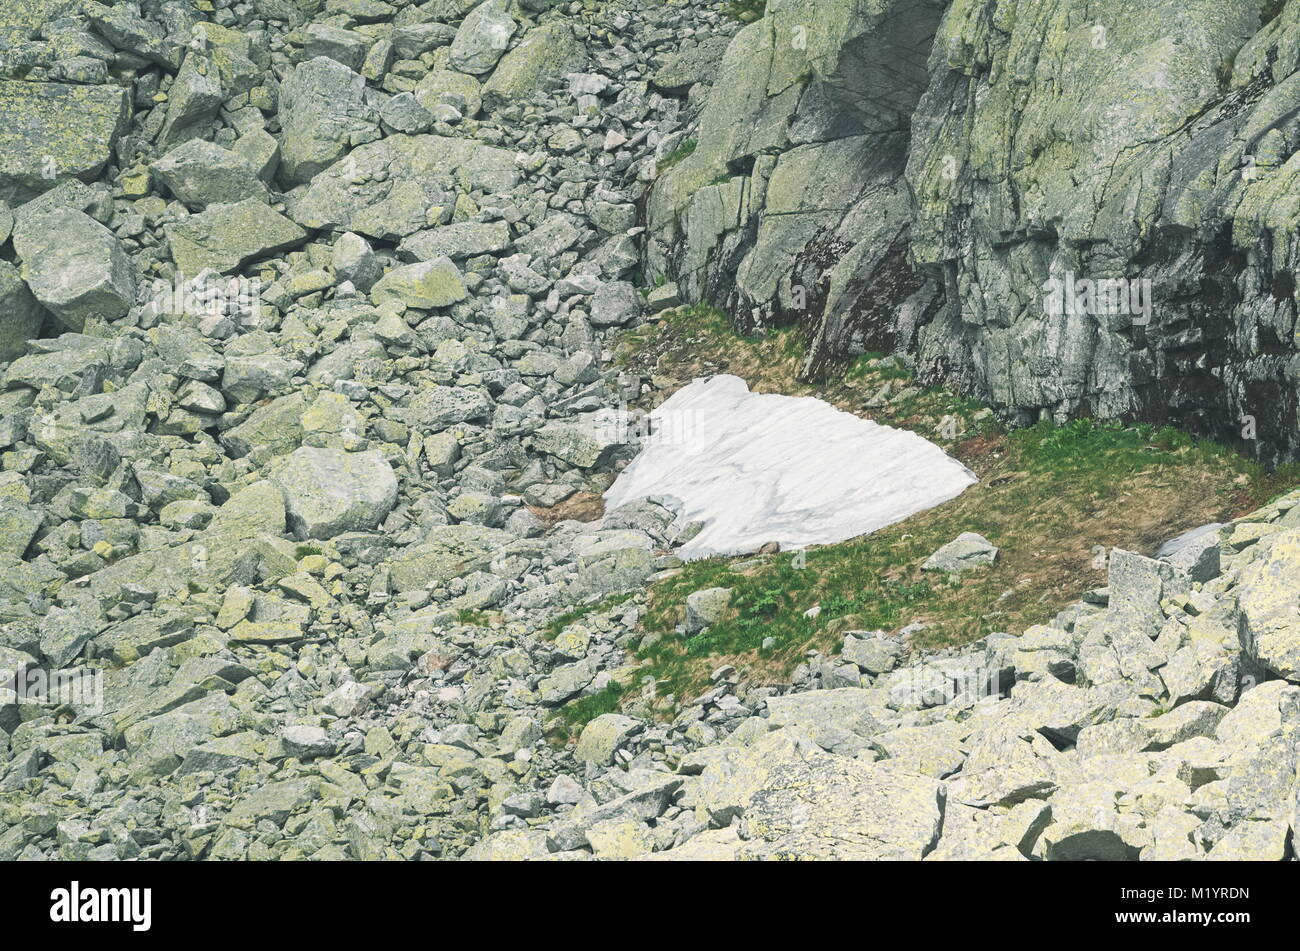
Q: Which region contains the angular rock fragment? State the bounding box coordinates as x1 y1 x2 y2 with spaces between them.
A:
166 198 308 274
271 447 398 540
0 80 130 202
12 207 135 331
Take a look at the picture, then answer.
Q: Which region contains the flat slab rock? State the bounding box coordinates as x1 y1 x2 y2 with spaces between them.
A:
922 531 998 574
603 374 976 559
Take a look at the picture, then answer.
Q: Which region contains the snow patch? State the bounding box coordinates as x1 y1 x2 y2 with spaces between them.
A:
604 374 978 560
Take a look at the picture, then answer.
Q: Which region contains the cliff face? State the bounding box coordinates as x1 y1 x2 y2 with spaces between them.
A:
644 0 949 369
646 0 1300 461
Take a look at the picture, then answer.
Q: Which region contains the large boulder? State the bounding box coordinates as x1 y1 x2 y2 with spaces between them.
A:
165 198 308 275
151 139 268 208
276 56 376 186
156 52 223 149
1237 530 1300 680
566 530 656 599
448 0 516 76
414 69 484 118
270 447 398 540
691 728 945 859
531 409 632 468
0 79 130 202
285 134 519 241
397 222 511 262
683 586 732 634
386 524 513 592
482 21 588 109
369 257 469 310
575 714 642 766
764 687 881 751
12 207 135 330
589 281 642 327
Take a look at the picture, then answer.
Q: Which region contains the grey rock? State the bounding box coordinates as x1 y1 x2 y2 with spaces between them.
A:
589 281 642 327
281 725 335 759
449 0 516 76
0 261 44 361
12 207 135 331
0 80 130 203
841 632 901 675
684 587 732 634
398 222 511 262
922 532 998 574
277 57 375 186
575 713 642 765
370 258 469 310
331 232 382 292
151 139 268 209
531 409 631 468
271 447 399 540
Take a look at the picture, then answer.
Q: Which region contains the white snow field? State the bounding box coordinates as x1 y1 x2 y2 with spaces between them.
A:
604 374 978 560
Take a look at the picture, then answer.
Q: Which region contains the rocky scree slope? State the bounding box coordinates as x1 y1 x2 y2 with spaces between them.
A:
0 0 746 860
468 491 1300 860
646 0 1300 462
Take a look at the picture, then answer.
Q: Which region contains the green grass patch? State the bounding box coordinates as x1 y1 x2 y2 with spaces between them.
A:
555 682 631 738
611 300 1300 706
630 419 1298 702
723 0 765 21
656 139 697 173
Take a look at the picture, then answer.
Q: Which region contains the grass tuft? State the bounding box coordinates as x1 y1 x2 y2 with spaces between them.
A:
656 139 697 173
555 682 631 738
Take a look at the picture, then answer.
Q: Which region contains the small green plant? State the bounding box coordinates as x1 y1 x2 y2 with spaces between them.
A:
556 682 630 737
723 0 766 21
656 139 697 172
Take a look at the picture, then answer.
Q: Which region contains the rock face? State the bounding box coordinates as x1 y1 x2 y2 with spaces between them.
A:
645 0 946 375
647 0 1300 463
905 0 1300 461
